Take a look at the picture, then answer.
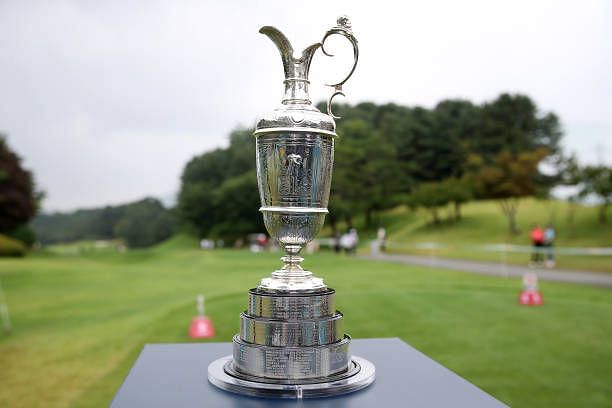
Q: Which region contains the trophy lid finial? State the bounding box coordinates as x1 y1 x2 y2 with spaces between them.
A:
336 15 351 30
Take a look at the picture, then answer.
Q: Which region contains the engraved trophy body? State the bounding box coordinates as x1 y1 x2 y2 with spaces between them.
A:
208 17 375 399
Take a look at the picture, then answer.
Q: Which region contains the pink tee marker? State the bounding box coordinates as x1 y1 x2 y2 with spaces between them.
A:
189 295 215 339
189 316 215 339
518 273 544 306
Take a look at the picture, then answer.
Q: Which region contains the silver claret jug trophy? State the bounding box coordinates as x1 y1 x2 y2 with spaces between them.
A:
208 16 375 399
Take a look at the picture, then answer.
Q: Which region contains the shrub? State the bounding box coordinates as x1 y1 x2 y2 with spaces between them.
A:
0 233 26 257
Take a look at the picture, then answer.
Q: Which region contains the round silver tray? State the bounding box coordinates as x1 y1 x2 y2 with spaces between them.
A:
208 355 375 399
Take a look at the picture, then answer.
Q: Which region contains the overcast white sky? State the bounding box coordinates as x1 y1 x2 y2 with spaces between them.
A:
1 1 610 212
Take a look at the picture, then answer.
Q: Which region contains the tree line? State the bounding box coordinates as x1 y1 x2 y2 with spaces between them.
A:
2 92 610 253
1 134 177 251
30 198 176 248
179 93 573 238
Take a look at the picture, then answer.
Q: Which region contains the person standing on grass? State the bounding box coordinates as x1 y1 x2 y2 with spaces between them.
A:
340 228 359 254
530 224 545 265
377 227 387 252
544 225 556 268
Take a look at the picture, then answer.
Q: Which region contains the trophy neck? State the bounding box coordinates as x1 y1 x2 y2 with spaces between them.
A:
282 78 311 105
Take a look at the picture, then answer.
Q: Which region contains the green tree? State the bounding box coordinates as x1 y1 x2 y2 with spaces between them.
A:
576 165 612 224
177 128 261 239
180 129 254 188
382 106 463 182
328 95 562 192
469 94 563 195
178 180 218 237
471 94 561 158
113 198 176 248
209 171 262 238
407 178 473 223
442 177 473 220
32 198 174 247
407 182 451 224
478 148 549 234
332 119 404 227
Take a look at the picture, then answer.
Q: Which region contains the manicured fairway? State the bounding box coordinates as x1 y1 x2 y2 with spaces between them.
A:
1 240 611 407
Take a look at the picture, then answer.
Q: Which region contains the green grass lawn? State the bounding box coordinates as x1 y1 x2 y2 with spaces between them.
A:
1 238 611 407
347 198 612 272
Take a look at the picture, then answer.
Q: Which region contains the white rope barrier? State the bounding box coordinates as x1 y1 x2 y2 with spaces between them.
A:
378 241 612 256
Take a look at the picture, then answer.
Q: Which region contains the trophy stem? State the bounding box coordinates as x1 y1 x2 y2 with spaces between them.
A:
280 253 305 271
275 251 309 278
259 246 325 291
280 244 305 274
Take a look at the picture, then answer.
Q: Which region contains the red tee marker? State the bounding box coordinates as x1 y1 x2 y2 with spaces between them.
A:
189 295 215 339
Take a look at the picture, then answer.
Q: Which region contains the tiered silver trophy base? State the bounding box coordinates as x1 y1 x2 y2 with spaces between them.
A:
208 288 375 399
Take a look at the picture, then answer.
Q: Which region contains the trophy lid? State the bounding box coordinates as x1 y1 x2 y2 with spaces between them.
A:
255 16 359 136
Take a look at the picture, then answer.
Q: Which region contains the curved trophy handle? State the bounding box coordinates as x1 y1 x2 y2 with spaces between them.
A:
321 16 359 119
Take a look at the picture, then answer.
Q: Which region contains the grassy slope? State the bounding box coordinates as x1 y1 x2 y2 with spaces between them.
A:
1 239 611 407
350 198 612 272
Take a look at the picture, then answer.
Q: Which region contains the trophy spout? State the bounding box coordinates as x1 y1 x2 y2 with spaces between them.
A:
259 26 321 105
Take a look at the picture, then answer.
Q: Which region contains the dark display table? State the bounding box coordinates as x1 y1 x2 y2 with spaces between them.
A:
111 338 507 407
